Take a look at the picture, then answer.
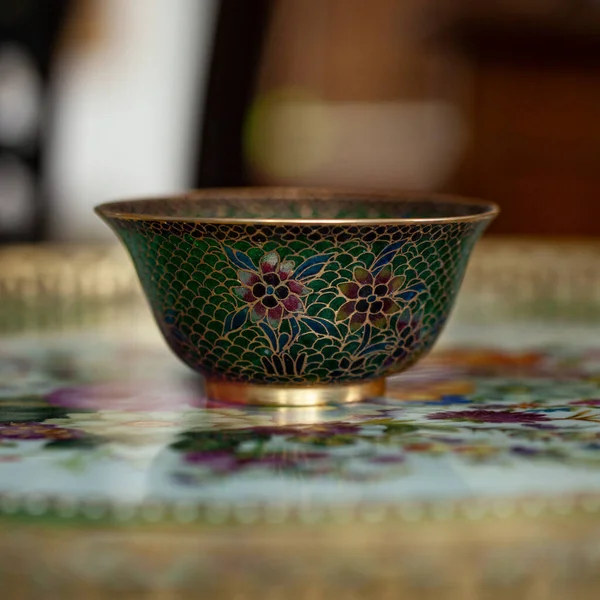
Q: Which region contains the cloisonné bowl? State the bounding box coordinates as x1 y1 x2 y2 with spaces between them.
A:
96 188 498 406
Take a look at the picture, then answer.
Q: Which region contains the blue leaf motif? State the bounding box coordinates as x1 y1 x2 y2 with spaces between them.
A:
371 240 406 274
259 322 278 350
224 246 257 271
293 255 330 281
357 323 372 354
301 316 341 338
261 355 272 373
277 332 290 353
296 353 307 372
289 317 301 343
282 354 295 375
396 307 413 325
223 307 249 334
397 282 426 301
164 309 178 325
397 290 418 301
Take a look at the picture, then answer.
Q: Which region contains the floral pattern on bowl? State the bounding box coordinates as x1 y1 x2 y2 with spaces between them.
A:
97 191 496 391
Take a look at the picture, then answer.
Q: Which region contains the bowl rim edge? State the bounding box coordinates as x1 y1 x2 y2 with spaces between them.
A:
94 187 500 226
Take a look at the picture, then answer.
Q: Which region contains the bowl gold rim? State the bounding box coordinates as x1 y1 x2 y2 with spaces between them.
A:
94 187 500 226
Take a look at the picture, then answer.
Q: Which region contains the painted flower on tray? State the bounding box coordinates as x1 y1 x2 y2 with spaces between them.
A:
45 410 209 446
0 422 82 440
184 450 238 472
184 449 330 471
46 382 200 412
427 409 551 424
571 399 600 407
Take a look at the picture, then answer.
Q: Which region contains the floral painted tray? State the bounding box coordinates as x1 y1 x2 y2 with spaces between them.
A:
0 327 599 597
2 332 600 508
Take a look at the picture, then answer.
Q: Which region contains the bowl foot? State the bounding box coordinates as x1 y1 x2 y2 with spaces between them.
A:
205 378 386 407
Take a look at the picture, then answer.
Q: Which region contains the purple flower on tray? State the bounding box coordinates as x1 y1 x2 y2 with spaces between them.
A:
427 409 551 424
0 422 82 440
571 399 600 407
184 450 238 471
183 449 330 474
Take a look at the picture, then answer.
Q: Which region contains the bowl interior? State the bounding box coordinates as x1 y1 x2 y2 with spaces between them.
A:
96 189 497 224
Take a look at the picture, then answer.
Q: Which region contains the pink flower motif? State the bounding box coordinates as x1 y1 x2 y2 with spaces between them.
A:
571 399 600 406
47 382 199 411
0 456 21 463
336 265 405 331
185 451 238 472
233 251 310 327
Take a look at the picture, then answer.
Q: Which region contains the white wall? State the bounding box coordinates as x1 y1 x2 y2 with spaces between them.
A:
46 0 217 241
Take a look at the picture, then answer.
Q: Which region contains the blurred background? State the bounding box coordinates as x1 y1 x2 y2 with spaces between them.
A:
1 0 600 244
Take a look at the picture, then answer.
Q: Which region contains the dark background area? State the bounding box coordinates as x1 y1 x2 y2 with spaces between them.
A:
1 0 600 241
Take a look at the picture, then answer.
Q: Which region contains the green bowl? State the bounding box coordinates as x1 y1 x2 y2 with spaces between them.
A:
96 188 498 406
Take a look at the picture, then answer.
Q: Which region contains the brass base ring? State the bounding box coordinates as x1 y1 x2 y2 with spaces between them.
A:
205 378 386 407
